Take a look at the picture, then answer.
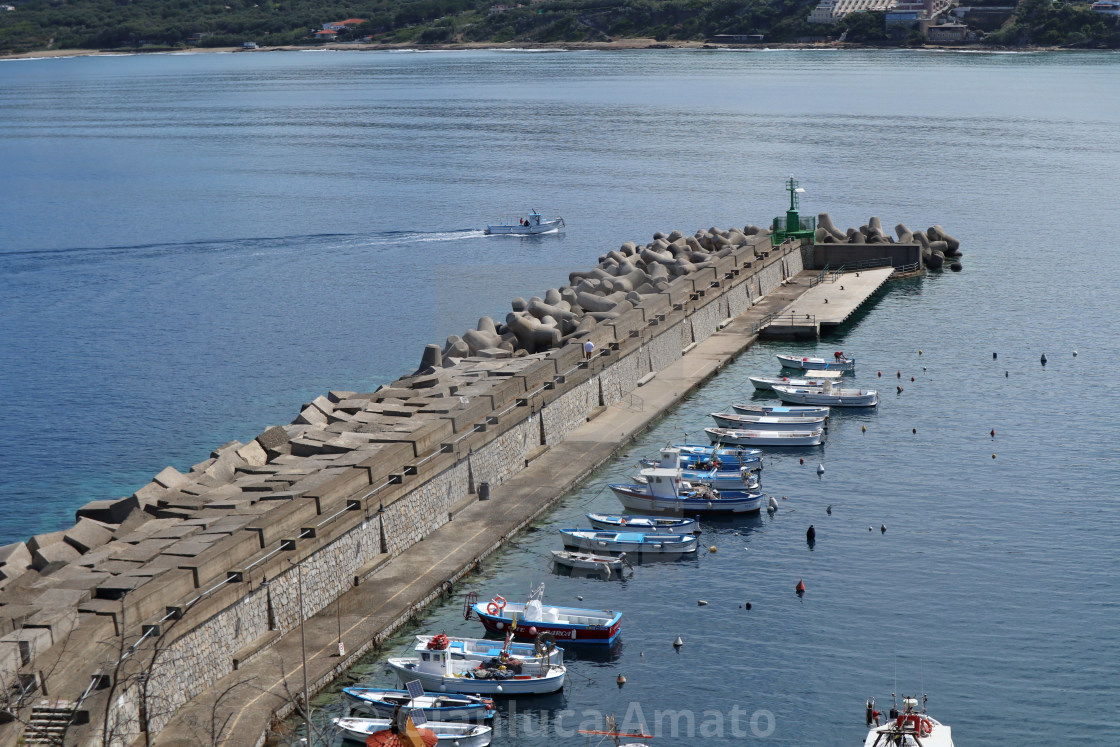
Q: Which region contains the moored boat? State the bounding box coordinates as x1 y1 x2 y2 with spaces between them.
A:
472 584 622 646
415 633 562 672
333 716 493 746
773 381 878 407
651 444 764 471
610 448 765 515
559 529 698 557
342 685 495 721
728 404 831 418
777 352 855 371
586 513 699 533
749 372 843 391
863 694 954 747
705 426 824 447
485 210 564 235
551 549 630 577
710 411 828 430
387 633 567 693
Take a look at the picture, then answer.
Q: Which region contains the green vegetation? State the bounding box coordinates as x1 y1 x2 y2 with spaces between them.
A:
986 0 1120 47
0 0 1117 55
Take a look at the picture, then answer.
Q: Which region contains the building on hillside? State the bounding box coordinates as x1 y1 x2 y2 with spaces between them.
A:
323 19 366 31
926 22 969 41
1090 1 1120 15
809 0 950 24
314 29 339 39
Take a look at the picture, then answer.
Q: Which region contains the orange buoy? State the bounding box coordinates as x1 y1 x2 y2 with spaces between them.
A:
910 376 914 382
799 457 804 464
896 371 901 378
795 579 806 594
990 429 996 437
878 371 882 377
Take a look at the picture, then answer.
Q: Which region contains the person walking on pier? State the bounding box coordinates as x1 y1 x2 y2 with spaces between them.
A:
584 340 594 360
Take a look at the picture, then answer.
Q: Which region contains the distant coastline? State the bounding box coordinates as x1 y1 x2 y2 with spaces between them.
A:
0 38 1068 61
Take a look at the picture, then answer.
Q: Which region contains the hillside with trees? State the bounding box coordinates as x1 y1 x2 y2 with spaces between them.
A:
0 0 1117 55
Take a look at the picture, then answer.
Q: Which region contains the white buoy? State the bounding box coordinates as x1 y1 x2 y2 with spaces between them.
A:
768 496 778 513
698 600 708 606
816 463 825 476
673 635 683 647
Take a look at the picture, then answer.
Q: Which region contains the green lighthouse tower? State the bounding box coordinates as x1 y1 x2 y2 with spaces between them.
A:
771 176 817 246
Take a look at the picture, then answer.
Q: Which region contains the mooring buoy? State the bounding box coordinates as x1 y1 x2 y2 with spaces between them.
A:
816 463 825 475
881 524 887 534
826 504 832 515
796 579 806 595
673 635 683 648
617 674 626 687
1041 353 1048 365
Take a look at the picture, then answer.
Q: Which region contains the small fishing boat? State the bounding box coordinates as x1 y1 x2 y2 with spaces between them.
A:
748 371 843 391
484 210 564 235
773 380 878 407
343 684 496 721
705 426 824 447
472 583 622 646
551 549 630 577
587 513 699 533
729 404 831 419
657 444 764 471
333 716 493 746
863 694 954 747
559 529 698 557
610 448 765 514
776 352 855 371
710 411 828 430
415 633 562 672
633 464 759 492
387 633 567 693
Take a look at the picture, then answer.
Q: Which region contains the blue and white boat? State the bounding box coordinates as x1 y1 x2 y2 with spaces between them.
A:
586 513 699 533
634 464 760 492
388 634 567 692
343 685 496 721
485 210 564 235
559 529 697 557
610 448 765 515
644 444 764 471
748 372 844 391
415 633 562 673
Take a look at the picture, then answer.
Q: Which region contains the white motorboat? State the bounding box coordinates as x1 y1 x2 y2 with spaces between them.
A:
343 685 495 721
485 210 564 235
728 404 831 419
776 352 855 371
863 694 954 747
333 716 493 746
586 513 699 533
387 636 566 694
773 380 878 407
705 426 824 447
473 584 623 645
748 371 843 390
415 633 562 673
710 411 828 430
609 448 764 514
551 549 630 577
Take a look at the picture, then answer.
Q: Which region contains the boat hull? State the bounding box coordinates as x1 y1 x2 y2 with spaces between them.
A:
729 404 831 419
772 385 878 407
387 658 567 694
586 513 699 532
559 529 697 557
415 635 561 672
705 426 824 446
485 216 564 235
609 484 764 514
342 688 494 722
551 550 626 573
472 603 622 646
776 353 855 371
748 375 841 391
710 411 828 430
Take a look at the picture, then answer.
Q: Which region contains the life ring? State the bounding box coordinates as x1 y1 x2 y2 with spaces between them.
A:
919 718 933 737
486 596 506 615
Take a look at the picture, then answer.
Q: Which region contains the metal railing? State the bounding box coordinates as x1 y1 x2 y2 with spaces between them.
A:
751 312 817 335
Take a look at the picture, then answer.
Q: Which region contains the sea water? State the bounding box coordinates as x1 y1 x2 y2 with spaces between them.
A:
1 49 1118 744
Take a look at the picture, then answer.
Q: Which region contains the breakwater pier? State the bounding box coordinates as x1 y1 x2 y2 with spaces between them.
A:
0 213 941 747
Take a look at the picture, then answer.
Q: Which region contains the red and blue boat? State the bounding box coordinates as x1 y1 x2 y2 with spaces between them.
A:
472 583 622 646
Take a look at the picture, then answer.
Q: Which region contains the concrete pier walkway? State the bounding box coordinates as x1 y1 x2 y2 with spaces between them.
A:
152 272 828 747
761 267 894 338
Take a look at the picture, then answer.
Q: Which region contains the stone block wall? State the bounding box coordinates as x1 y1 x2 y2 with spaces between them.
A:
541 376 600 445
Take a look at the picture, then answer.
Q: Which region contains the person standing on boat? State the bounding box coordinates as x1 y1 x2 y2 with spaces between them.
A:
583 340 594 360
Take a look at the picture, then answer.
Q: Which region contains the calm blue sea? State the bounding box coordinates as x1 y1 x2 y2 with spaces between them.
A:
1 48 1118 744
